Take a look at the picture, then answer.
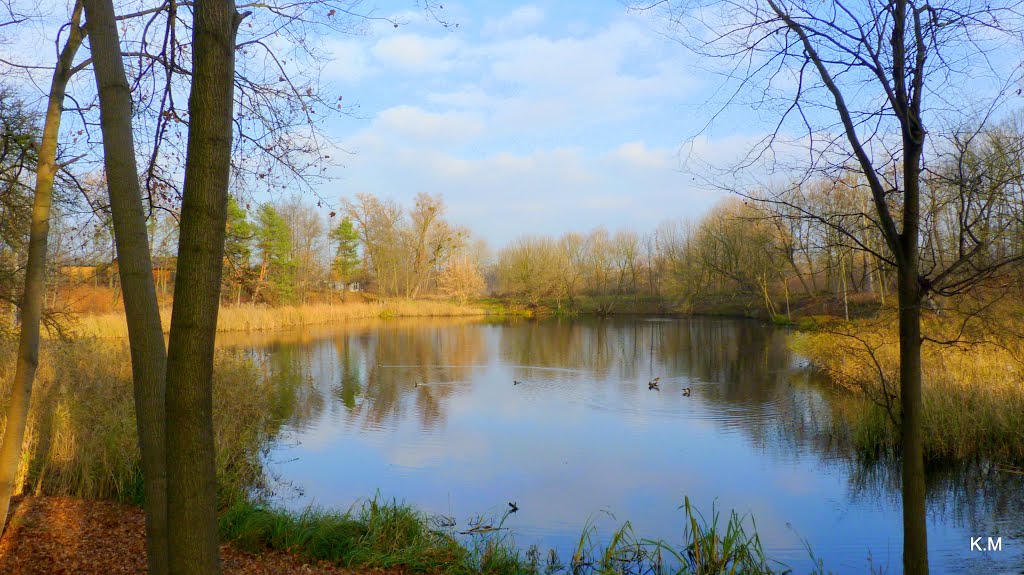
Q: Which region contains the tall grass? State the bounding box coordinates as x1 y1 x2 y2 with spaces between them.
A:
219 496 785 575
791 312 1024 461
0 338 277 503
65 299 505 339
648 497 774 575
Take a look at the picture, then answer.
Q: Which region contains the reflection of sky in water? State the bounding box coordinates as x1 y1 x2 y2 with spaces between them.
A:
248 317 1024 575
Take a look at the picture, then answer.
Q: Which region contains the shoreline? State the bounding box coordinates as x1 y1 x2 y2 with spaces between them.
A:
59 293 864 340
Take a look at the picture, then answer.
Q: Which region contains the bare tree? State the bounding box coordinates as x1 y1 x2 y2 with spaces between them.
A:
497 236 562 306
82 0 171 569
163 0 242 568
633 1 1024 571
0 0 87 534
437 254 485 304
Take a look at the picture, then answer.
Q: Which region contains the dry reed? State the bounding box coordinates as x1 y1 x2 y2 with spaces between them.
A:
64 299 499 339
0 338 274 502
791 311 1024 460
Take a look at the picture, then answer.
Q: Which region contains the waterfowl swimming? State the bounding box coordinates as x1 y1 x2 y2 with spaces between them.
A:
513 380 521 385
681 387 692 397
648 382 659 391
508 501 519 513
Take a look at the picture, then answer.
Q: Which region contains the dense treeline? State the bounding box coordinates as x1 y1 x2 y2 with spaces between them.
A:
5 114 1022 318
494 115 1024 316
2 119 1022 324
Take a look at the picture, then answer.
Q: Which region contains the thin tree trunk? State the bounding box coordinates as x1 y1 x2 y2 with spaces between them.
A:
900 150 928 575
82 0 170 572
898 259 927 574
165 0 240 572
0 2 85 532
840 253 849 321
784 278 791 321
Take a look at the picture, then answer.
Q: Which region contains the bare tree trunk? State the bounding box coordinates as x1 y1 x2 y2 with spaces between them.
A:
82 0 170 572
840 253 849 321
900 156 928 575
0 3 85 532
898 258 927 574
165 0 241 572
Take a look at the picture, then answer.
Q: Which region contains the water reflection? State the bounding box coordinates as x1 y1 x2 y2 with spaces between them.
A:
230 317 1024 575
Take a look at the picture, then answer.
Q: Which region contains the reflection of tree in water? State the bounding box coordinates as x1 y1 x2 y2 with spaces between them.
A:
326 320 488 431
499 318 670 380
259 343 326 428
498 317 792 392
651 318 792 399
842 457 1024 545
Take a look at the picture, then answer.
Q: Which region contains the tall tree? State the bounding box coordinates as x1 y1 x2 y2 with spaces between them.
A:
163 0 242 569
0 1 86 534
81 0 170 570
224 197 254 304
0 88 38 333
635 1 1024 571
329 217 360 298
280 199 325 304
254 203 294 303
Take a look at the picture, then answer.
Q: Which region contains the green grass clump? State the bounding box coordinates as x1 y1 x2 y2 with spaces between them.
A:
219 497 479 573
220 495 789 575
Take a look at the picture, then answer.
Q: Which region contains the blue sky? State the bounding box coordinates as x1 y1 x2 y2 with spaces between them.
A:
3 0 772 247
310 1 744 246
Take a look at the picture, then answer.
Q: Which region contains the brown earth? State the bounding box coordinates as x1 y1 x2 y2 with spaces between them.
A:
0 496 369 574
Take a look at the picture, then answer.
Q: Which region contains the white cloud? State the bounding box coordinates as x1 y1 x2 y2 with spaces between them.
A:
331 131 733 245
371 33 461 73
438 19 697 133
424 86 493 110
607 141 671 170
307 9 737 244
373 105 485 145
481 5 544 37
322 38 374 83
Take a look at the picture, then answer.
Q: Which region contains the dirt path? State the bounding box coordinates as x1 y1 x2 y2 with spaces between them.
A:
0 496 356 574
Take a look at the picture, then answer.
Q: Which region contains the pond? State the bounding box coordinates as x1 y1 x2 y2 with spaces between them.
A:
230 316 1024 574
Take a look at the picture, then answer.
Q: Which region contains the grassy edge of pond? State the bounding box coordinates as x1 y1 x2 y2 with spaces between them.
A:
55 290 879 340
788 310 1024 463
217 495 805 575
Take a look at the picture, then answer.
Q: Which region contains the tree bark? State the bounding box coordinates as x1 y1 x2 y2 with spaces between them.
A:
0 1 85 533
165 0 240 572
898 260 927 575
900 135 929 575
82 0 170 572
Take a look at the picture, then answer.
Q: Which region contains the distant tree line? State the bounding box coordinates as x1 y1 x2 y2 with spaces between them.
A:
493 114 1024 317
5 115 1021 317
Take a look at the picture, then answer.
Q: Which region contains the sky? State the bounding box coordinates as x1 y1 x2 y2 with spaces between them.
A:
6 1 1022 249
0 0 762 250
307 1 744 246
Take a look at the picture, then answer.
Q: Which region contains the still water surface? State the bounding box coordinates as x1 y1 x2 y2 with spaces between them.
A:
229 317 1024 574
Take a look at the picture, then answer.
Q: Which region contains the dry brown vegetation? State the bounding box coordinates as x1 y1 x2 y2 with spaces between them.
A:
0 339 273 502
62 299 499 339
791 307 1024 461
